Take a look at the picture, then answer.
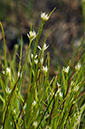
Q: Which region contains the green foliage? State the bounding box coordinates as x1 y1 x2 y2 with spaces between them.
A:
0 8 85 129
82 0 85 34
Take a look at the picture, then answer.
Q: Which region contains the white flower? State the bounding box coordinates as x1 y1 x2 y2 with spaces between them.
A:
73 101 76 104
42 66 48 73
18 71 22 77
57 82 61 87
59 92 63 97
5 87 11 94
37 43 49 51
23 103 27 110
41 12 49 21
34 54 38 59
43 43 49 51
50 92 54 96
31 54 38 59
31 53 33 58
75 62 81 71
33 121 38 127
31 54 38 64
63 66 69 73
13 109 16 114
34 59 38 64
57 88 63 97
70 81 74 86
6 67 11 73
2 71 5 74
32 100 36 107
2 67 11 79
27 31 36 41
2 67 11 75
45 126 51 129
10 122 12 125
37 45 42 51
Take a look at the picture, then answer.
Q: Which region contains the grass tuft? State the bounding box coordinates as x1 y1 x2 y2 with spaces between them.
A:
0 8 85 129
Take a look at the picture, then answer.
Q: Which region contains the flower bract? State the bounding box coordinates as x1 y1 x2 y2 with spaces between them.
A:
41 12 49 22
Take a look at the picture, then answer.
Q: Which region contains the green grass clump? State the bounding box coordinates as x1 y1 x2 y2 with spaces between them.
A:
0 8 85 129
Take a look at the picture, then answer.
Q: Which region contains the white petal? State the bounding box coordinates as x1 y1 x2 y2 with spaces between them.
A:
37 45 42 50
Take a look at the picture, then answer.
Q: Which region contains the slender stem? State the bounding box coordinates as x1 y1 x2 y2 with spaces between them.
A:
0 22 7 87
3 76 20 128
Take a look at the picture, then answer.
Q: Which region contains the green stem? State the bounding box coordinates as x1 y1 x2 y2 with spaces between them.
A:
0 21 7 87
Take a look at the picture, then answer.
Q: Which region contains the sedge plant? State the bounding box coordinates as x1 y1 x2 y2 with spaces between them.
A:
0 8 85 129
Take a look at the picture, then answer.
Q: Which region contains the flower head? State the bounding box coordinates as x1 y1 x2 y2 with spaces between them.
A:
63 66 69 73
42 66 48 73
37 43 49 51
18 71 22 77
31 54 38 64
33 121 38 128
5 87 11 94
57 88 63 97
31 54 38 59
2 67 10 74
34 59 38 64
45 126 51 129
27 30 36 41
57 82 61 87
41 12 49 22
43 43 49 51
75 62 81 71
23 103 27 110
31 53 33 58
32 100 36 107
6 67 11 73
2 67 11 79
13 109 16 114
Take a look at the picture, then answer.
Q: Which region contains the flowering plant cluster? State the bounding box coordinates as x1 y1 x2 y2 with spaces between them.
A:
0 8 85 129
